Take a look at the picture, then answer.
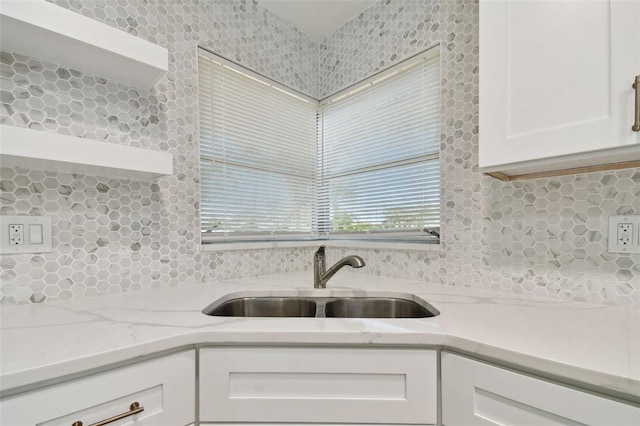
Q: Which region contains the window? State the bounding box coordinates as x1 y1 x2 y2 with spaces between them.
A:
198 50 318 243
198 47 440 245
318 49 440 241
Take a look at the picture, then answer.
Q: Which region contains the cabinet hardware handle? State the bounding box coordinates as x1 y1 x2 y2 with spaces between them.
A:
71 402 144 426
633 75 640 132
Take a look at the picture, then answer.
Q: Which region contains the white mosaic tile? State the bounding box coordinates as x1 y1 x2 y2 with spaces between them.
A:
1 0 638 307
318 0 639 307
0 0 317 304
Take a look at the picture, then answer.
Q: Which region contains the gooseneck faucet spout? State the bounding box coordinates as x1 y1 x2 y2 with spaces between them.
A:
313 245 366 288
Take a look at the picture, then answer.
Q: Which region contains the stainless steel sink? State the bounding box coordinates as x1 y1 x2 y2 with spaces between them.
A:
203 295 439 318
204 297 317 317
324 297 436 318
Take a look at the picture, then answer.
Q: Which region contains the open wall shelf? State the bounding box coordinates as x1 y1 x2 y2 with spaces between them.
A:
0 0 168 90
0 125 173 180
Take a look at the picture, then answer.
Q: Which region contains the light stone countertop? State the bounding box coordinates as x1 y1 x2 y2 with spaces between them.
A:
1 271 639 401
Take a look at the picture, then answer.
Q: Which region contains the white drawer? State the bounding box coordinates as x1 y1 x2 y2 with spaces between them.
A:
442 352 640 426
1 350 195 426
199 347 437 424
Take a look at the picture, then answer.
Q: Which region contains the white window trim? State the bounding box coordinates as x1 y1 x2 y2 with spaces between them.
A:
318 48 439 106
197 45 442 250
199 239 441 252
198 48 317 104
198 48 318 243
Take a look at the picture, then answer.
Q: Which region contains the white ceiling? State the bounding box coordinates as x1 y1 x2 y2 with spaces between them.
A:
257 0 377 40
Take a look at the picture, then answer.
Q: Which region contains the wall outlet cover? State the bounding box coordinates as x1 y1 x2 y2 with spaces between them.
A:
608 214 640 254
0 216 53 254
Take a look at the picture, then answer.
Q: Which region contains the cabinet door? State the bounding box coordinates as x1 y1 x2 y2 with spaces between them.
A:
441 352 640 426
199 347 437 424
479 0 640 173
0 351 195 426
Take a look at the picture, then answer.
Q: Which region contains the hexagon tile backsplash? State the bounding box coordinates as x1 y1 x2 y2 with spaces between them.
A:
0 0 318 304
1 0 639 307
318 0 639 307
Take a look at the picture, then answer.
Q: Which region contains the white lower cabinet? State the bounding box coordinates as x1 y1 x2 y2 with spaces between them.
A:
0 350 195 426
199 347 438 425
441 352 640 426
3 346 638 426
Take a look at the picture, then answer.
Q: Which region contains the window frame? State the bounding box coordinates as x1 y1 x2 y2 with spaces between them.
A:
317 48 441 243
198 48 319 245
197 46 441 247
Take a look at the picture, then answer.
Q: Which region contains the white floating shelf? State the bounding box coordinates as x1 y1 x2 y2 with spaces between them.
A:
0 0 168 90
0 125 173 180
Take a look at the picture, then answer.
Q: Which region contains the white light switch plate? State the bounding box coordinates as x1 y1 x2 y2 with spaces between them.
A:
0 216 52 254
608 214 640 254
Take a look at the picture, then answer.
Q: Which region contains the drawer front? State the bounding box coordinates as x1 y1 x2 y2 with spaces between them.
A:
442 352 640 426
199 347 437 424
1 350 195 426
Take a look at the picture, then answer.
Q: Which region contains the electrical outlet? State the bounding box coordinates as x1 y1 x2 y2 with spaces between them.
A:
9 224 24 245
608 215 640 254
1 216 52 254
617 223 632 245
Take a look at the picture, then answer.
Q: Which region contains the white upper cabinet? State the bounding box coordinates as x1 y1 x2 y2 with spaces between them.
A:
479 0 640 179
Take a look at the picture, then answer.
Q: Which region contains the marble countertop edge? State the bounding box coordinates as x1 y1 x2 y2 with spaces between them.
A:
3 329 637 403
1 271 638 401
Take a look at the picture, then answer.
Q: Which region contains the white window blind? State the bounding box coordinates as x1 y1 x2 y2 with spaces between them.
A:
318 49 441 240
198 51 318 242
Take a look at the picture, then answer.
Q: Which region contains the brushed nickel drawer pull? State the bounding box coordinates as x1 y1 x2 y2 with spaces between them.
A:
633 75 640 132
71 402 144 426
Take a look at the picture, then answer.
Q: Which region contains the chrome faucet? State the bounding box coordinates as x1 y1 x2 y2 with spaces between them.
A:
313 245 365 288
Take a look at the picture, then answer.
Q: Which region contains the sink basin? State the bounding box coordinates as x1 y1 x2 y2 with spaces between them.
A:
204 297 317 317
325 297 436 318
203 294 439 319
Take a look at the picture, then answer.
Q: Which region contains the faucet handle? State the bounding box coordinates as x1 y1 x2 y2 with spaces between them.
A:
313 245 327 289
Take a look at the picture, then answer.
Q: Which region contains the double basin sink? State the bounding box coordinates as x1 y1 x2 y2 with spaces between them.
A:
203 295 439 319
